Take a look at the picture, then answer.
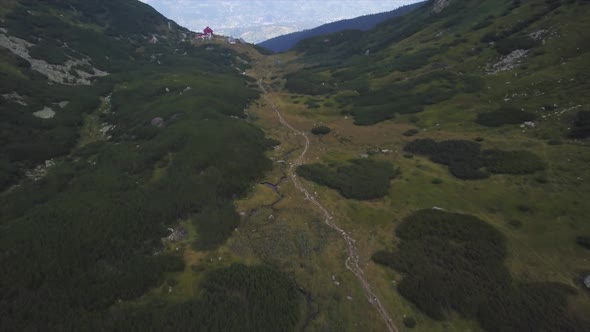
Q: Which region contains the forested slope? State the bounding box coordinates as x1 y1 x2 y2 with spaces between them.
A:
0 0 301 330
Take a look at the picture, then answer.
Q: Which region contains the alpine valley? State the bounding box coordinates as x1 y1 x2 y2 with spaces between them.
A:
0 0 589 331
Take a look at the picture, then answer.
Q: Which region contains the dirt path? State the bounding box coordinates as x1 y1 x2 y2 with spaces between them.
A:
257 79 399 332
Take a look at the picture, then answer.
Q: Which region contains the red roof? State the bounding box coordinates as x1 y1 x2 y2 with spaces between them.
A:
204 26 213 34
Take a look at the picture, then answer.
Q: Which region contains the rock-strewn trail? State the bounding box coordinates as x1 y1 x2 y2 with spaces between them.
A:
257 78 398 332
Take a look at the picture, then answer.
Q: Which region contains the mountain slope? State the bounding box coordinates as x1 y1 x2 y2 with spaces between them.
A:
0 1 302 331
262 0 590 330
287 0 590 127
3 0 590 331
258 2 425 53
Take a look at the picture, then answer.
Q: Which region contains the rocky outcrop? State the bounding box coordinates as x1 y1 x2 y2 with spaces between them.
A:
529 29 548 42
2 92 27 105
487 49 528 74
33 106 56 119
432 0 452 13
162 226 188 243
25 159 56 181
0 32 108 85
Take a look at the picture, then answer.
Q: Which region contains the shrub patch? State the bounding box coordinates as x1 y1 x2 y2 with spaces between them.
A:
404 139 544 179
476 106 536 127
296 158 398 199
311 125 331 135
373 209 586 331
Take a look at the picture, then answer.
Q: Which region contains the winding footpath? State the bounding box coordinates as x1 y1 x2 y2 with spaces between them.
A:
257 79 398 332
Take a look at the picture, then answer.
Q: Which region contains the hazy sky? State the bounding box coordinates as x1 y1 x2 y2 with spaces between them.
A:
139 0 422 42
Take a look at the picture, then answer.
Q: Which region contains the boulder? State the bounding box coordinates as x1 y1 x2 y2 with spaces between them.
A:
151 117 164 127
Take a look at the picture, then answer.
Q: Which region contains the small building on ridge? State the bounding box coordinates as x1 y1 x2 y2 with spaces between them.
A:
195 27 214 41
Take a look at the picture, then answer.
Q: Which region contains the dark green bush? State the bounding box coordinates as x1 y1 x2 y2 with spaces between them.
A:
192 202 241 250
296 158 398 199
404 139 488 180
576 236 590 250
403 317 417 328
372 210 585 330
517 204 532 212
0 159 21 190
535 175 549 184
311 125 332 135
404 140 545 179
476 106 536 127
568 110 590 138
404 138 439 155
373 209 508 319
305 99 321 109
29 41 69 65
431 178 443 184
403 128 419 136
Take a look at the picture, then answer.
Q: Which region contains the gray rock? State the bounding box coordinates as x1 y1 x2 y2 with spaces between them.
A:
2 92 27 106
151 117 165 127
432 0 452 13
33 106 56 119
487 49 528 74
0 32 108 85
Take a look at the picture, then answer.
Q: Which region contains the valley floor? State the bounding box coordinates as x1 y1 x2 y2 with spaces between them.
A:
223 45 590 331
2 1 589 331
257 74 398 331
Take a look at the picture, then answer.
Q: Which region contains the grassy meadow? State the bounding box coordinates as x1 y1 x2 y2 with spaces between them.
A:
1 0 589 331
235 1 590 329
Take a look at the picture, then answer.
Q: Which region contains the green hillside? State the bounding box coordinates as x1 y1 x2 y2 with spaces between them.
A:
288 0 590 129
272 0 590 330
1 0 590 331
0 1 301 331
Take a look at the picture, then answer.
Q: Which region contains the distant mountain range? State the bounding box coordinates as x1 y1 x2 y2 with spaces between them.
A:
258 2 425 53
217 22 321 45
140 0 420 43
